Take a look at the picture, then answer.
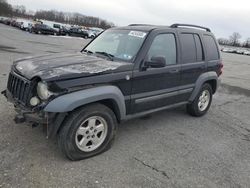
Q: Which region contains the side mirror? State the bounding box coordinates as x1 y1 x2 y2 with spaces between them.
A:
145 56 166 68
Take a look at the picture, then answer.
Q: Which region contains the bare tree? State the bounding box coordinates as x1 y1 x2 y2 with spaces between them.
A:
229 32 241 46
2 0 114 29
0 0 12 16
243 38 250 48
218 38 231 46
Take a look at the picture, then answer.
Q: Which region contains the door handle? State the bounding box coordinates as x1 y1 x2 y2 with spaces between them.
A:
168 69 179 73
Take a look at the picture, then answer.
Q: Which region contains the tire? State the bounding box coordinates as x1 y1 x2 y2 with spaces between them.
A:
186 83 213 117
58 103 117 161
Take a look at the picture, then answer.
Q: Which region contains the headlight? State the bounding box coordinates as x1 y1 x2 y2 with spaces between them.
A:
37 82 53 100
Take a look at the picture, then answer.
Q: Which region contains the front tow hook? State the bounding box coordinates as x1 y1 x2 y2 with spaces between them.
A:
14 114 25 124
1 90 7 97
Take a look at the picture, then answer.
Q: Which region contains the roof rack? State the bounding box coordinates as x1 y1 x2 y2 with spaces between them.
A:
128 24 154 27
170 23 211 32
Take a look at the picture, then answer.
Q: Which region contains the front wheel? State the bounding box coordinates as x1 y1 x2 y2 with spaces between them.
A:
58 103 117 161
187 83 212 117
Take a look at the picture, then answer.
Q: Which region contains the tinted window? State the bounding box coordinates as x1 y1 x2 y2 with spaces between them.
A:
194 34 204 61
147 34 176 65
203 35 219 60
180 34 196 63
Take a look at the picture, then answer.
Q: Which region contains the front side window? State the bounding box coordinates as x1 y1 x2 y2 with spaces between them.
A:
84 29 147 62
147 34 177 65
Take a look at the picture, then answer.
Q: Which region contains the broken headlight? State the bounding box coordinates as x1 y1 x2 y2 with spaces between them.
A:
37 82 53 100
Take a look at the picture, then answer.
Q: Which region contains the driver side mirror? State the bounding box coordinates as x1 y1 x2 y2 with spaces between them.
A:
145 56 166 68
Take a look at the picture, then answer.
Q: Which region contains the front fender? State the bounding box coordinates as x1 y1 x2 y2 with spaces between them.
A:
44 86 126 120
189 72 218 102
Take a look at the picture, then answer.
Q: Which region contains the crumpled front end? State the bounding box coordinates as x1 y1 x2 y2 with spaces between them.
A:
2 69 66 138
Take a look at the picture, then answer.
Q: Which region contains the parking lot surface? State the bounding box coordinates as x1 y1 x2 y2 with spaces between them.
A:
0 24 250 188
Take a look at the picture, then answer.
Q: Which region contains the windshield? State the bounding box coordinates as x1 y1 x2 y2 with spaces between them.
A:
84 29 147 62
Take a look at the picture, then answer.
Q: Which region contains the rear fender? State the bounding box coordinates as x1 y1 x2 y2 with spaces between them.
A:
189 72 218 102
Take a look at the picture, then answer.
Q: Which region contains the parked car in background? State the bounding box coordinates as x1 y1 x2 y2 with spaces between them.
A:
59 26 71 36
31 24 58 35
87 29 96 38
244 51 250 55
3 18 11 25
0 16 7 23
90 27 104 35
52 23 61 32
68 27 89 38
20 20 33 31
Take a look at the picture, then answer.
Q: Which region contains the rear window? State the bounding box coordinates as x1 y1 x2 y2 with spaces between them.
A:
203 35 219 61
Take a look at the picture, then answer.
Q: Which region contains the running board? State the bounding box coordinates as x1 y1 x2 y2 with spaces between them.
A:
123 102 188 121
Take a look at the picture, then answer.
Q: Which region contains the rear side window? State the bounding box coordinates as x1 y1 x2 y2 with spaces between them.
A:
203 35 219 61
180 33 204 63
194 34 204 61
180 34 196 63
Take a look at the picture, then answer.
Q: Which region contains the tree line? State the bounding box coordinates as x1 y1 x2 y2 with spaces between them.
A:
218 32 250 48
0 0 114 29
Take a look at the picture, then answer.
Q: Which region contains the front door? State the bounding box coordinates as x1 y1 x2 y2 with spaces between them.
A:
131 32 181 113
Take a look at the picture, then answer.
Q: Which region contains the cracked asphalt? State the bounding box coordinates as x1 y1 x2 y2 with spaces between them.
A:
0 24 250 188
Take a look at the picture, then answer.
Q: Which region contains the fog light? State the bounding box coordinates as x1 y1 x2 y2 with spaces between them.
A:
30 96 40 106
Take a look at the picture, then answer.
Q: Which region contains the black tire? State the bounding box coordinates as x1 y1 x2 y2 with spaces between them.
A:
186 83 213 117
58 103 117 161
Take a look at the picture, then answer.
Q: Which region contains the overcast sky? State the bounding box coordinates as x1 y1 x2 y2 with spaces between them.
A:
8 0 250 40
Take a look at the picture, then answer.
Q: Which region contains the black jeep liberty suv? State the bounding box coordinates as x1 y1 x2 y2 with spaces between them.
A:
3 24 223 160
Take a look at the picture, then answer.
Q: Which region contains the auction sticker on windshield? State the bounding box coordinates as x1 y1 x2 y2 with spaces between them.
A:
128 31 147 38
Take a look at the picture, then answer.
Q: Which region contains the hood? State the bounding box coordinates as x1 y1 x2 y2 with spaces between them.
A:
13 52 132 81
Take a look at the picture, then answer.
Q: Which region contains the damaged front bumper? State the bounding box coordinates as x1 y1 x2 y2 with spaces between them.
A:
2 89 67 138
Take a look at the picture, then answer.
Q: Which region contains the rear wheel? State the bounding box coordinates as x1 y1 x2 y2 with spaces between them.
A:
58 103 117 161
187 83 212 117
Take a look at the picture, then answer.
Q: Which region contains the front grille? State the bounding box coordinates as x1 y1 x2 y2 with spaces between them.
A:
7 71 32 105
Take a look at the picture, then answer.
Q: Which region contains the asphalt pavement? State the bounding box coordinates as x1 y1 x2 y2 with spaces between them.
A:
0 23 250 188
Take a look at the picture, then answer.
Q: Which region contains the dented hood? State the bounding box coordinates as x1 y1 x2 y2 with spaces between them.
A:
13 52 131 81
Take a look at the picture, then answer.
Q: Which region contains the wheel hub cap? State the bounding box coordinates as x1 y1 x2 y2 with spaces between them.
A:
75 116 108 152
198 90 210 111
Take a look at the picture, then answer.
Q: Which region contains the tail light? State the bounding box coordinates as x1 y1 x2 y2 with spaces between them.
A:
218 62 223 76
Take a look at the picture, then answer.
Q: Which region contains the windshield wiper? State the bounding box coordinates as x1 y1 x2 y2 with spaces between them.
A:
82 49 93 54
95 51 114 61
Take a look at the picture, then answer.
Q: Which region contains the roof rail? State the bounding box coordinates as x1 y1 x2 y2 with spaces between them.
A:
128 24 154 27
170 23 211 32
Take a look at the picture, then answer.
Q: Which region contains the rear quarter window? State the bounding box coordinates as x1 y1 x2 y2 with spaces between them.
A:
203 35 219 61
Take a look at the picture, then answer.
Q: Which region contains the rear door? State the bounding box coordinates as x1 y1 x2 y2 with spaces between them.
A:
130 30 181 113
178 32 206 101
